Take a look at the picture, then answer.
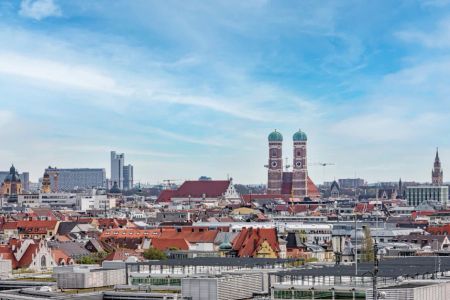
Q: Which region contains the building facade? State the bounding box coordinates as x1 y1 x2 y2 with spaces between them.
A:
0 169 29 192
292 130 308 198
267 130 283 195
111 151 125 190
45 167 106 191
265 130 319 199
407 186 448 208
123 164 134 190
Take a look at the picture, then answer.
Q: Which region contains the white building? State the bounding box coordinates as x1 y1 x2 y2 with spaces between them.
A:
18 192 77 209
181 273 264 300
407 186 449 208
78 189 116 211
54 265 126 289
284 224 333 245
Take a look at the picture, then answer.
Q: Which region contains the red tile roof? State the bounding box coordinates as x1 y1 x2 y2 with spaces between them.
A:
104 248 143 261
232 227 279 257
173 180 231 198
151 238 190 251
307 176 320 198
289 204 319 214
100 229 162 240
160 230 218 243
355 203 375 214
157 190 176 203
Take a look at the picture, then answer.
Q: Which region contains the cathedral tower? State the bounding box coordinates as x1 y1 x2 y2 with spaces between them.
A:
292 129 308 198
267 130 283 194
41 171 51 193
432 148 443 185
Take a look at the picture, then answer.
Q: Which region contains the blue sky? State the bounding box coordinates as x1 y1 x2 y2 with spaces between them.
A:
1 0 450 184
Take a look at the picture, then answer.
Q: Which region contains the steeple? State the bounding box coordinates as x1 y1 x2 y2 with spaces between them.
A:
432 148 443 185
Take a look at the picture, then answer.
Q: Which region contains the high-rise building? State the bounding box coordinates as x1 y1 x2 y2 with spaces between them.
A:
110 151 124 190
292 129 308 198
123 164 134 190
266 130 283 194
432 148 443 185
44 167 106 191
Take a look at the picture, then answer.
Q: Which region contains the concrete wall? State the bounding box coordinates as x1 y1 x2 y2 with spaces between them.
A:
182 273 263 300
56 268 126 289
0 259 12 278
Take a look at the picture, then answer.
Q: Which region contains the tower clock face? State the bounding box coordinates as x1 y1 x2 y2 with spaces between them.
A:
295 161 302 168
271 161 277 168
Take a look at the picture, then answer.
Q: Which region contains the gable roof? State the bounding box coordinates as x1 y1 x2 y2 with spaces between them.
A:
173 180 231 198
232 227 280 257
104 248 143 261
157 190 176 203
151 238 190 251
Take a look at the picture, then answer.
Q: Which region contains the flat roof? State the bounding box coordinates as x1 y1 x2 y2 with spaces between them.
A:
275 257 450 278
380 282 437 290
126 257 297 267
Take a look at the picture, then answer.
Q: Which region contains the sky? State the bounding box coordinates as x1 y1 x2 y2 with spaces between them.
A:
1 0 450 185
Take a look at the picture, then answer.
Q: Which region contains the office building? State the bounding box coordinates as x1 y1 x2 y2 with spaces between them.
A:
407 186 449 208
123 164 134 190
45 167 106 191
338 178 365 188
111 151 124 190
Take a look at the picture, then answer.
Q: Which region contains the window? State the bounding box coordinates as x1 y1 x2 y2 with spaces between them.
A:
40 256 46 268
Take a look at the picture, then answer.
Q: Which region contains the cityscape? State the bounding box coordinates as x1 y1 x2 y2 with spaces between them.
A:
2 1 450 300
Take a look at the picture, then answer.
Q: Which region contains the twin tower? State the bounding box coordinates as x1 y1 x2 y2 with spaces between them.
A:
266 129 308 198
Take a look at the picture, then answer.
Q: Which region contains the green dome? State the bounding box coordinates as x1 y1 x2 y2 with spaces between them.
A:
268 130 283 142
293 129 307 141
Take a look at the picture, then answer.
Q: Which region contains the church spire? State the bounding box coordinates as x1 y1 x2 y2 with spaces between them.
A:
432 148 443 185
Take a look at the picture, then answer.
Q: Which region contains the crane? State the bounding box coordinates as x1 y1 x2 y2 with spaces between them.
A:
162 179 181 190
310 162 336 184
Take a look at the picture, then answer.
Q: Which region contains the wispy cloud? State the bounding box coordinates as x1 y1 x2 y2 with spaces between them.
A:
0 52 128 95
396 18 450 48
19 0 61 20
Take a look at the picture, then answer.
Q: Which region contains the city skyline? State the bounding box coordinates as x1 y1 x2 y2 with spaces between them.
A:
1 1 450 183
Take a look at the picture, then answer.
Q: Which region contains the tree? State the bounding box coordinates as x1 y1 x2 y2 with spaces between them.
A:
361 226 374 262
143 248 167 260
77 252 108 265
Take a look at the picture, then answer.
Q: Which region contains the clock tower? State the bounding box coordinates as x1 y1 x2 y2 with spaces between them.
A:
432 148 443 185
267 130 283 194
292 129 308 198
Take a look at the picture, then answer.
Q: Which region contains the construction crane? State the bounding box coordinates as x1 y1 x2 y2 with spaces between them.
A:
310 162 336 184
162 179 180 190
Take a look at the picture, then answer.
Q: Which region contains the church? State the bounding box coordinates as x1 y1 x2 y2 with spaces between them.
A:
266 129 320 200
1 165 23 202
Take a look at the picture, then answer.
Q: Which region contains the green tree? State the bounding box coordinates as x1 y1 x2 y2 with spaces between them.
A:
77 252 108 265
143 248 167 260
361 226 374 262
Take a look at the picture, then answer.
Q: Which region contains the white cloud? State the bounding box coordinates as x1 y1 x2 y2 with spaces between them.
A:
0 52 129 95
19 0 61 21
